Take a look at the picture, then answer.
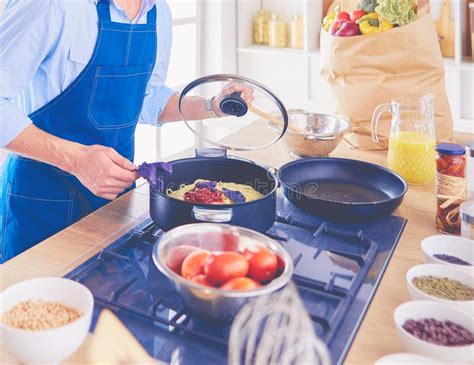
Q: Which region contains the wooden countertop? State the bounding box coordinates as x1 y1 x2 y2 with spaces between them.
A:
1 125 471 364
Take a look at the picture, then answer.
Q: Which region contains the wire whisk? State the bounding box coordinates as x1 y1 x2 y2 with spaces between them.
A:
229 283 330 365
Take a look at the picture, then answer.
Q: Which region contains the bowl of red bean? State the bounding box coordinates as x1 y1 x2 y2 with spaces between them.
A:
406 264 474 314
421 235 473 274
394 300 474 363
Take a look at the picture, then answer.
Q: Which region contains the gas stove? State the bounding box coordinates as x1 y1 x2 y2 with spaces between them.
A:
64 193 406 364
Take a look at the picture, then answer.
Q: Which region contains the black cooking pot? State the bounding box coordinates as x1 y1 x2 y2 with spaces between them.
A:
148 75 288 232
150 149 278 233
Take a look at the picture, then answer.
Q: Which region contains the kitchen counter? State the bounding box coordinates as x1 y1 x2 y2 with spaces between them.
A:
1 125 471 364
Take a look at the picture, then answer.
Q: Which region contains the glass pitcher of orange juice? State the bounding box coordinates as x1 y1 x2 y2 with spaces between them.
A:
371 94 436 185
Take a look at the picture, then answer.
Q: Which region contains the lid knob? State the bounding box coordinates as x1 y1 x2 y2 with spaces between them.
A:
219 92 248 117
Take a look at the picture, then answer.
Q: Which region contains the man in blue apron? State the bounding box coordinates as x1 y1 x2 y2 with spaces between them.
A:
0 0 252 263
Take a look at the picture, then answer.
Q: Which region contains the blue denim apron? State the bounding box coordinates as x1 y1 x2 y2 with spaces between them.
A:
0 0 157 262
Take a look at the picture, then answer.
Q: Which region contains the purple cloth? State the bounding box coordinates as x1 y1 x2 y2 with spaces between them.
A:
138 162 173 192
195 181 218 190
222 188 246 204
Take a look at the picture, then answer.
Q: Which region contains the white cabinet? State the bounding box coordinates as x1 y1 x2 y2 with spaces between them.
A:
238 47 309 101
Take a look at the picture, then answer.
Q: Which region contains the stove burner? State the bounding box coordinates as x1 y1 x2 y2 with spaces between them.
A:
65 195 406 364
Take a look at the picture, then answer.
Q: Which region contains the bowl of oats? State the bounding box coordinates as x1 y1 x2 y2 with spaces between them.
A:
0 277 93 364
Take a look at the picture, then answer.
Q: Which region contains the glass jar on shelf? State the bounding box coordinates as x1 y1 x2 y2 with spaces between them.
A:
268 14 288 48
435 143 467 235
253 10 270 45
289 14 304 49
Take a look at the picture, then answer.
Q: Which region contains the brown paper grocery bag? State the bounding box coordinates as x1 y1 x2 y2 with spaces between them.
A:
320 14 453 150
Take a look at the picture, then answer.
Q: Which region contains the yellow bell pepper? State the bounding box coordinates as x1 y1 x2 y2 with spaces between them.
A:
360 12 378 21
322 12 336 32
357 13 379 35
379 18 394 32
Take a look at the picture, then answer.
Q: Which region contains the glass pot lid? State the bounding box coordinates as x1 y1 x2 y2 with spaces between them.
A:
178 74 289 151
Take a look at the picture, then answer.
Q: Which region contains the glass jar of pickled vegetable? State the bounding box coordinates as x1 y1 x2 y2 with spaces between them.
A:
289 14 304 48
268 14 287 48
435 143 467 235
253 10 270 45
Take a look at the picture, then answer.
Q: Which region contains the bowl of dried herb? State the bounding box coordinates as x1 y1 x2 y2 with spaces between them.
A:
406 264 474 314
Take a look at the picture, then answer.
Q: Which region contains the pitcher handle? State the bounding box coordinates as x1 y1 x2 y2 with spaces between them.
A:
371 103 391 143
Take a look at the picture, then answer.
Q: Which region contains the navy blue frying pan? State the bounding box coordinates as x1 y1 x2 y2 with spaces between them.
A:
279 158 408 222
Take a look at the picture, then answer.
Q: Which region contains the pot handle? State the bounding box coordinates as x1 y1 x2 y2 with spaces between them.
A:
192 207 234 223
195 148 227 158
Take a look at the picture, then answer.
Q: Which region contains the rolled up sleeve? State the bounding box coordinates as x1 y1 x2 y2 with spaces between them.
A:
138 0 175 126
0 0 61 147
0 101 34 147
139 84 175 127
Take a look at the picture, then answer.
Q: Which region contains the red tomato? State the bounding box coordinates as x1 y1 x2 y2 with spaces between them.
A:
243 246 278 282
166 245 199 274
349 9 366 22
204 252 249 285
181 249 211 280
220 277 261 291
191 274 214 288
275 254 286 277
335 11 350 21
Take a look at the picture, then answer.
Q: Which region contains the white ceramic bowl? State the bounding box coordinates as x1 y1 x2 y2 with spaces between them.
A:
0 277 93 364
374 352 442 364
421 235 474 274
406 264 474 314
394 300 474 363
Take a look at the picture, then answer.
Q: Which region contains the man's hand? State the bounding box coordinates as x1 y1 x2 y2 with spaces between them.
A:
6 125 138 200
212 82 255 117
71 145 138 200
158 83 256 123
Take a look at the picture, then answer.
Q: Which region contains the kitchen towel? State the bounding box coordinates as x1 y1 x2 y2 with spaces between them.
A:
320 13 453 150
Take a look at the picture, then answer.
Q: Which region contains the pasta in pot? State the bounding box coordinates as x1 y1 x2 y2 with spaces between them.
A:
167 179 263 204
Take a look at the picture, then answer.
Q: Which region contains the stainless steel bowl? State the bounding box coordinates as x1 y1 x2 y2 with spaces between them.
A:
282 109 349 158
152 224 294 320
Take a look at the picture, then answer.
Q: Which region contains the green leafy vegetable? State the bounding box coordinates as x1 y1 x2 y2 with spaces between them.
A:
375 0 417 26
357 0 377 13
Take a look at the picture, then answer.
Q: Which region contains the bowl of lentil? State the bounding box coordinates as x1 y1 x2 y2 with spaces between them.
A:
406 264 474 314
0 277 93 364
394 300 474 363
421 235 474 274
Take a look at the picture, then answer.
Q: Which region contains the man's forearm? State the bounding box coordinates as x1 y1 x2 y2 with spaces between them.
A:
6 124 83 173
158 94 213 124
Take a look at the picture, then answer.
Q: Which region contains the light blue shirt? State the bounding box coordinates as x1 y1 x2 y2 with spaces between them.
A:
0 0 174 148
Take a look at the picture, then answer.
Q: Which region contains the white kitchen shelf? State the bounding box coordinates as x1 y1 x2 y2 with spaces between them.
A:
237 45 320 56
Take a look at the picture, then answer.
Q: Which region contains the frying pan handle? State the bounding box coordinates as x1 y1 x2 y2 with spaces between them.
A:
192 207 234 223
